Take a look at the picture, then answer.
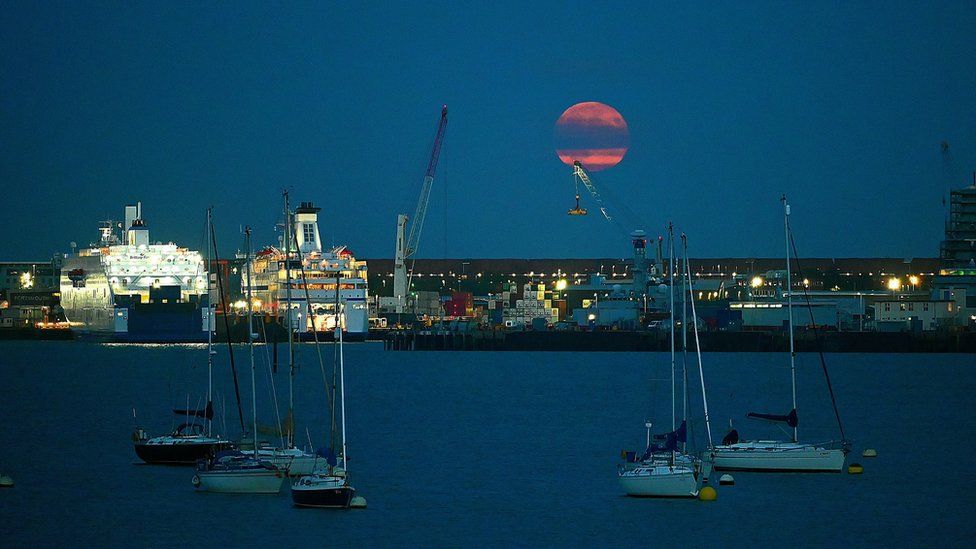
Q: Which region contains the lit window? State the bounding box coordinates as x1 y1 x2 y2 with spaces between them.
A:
303 223 315 244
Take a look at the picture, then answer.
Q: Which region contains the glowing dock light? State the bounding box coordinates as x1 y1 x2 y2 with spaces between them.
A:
750 276 764 288
908 275 920 286
887 278 901 291
555 279 568 291
19 272 33 289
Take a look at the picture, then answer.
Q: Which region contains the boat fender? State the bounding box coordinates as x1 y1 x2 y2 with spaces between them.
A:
350 496 367 509
719 474 734 486
191 475 201 487
862 449 877 458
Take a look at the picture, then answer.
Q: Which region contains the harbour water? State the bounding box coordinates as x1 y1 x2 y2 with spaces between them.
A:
1 341 973 547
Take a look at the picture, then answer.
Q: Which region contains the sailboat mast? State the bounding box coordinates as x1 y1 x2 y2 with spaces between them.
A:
783 195 798 443
245 227 257 453
683 233 713 448
668 223 675 433
680 238 688 436
206 207 214 438
331 275 340 458
284 191 294 448
338 303 348 473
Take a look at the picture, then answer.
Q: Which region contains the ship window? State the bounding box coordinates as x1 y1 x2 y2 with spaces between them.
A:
303 223 315 244
923 303 929 311
883 303 890 312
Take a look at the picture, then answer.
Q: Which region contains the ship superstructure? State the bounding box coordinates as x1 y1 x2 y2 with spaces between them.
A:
246 202 369 339
59 202 212 342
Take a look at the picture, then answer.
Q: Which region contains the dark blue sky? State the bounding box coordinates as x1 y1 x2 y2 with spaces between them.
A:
2 2 974 261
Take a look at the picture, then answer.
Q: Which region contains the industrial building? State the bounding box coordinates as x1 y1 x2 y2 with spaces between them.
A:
931 177 976 327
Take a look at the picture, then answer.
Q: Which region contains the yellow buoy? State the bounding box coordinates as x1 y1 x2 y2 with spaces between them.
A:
698 486 717 501
848 463 864 474
862 449 877 458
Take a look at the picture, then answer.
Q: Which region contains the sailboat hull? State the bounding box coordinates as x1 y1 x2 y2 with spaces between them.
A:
193 469 285 493
249 449 323 477
711 443 845 472
134 439 233 465
291 485 355 508
619 464 699 498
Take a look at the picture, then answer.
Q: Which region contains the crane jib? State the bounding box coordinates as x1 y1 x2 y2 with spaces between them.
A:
425 106 449 179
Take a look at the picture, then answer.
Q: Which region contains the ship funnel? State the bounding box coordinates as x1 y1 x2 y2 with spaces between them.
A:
294 201 322 254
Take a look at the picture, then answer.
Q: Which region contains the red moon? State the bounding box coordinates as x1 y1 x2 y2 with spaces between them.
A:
554 101 629 171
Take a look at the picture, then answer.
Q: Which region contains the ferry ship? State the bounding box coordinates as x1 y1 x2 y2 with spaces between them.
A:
59 203 212 342
245 202 369 341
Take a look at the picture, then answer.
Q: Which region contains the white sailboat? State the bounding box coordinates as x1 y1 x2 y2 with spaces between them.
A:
711 197 848 473
618 226 713 498
248 192 322 477
193 227 286 494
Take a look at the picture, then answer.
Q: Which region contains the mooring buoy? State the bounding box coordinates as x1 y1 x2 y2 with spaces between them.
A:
698 486 717 501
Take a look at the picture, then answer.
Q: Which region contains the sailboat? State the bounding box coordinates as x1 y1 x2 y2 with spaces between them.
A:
247 192 321 477
133 208 233 464
618 226 713 498
291 243 359 508
193 227 286 494
711 196 848 472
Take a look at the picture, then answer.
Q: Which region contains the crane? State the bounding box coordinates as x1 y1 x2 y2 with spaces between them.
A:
393 105 449 314
570 160 612 221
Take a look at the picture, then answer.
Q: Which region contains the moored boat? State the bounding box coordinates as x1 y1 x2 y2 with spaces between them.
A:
132 209 234 465
291 263 361 509
710 440 846 472
291 469 356 508
193 451 285 494
134 422 233 465
711 197 850 473
194 227 285 494
619 461 700 498
618 227 715 498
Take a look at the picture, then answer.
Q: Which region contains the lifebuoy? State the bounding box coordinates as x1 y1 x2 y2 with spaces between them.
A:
191 475 201 487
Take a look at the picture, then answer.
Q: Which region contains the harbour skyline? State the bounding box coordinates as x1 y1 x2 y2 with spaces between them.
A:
2 3 975 261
